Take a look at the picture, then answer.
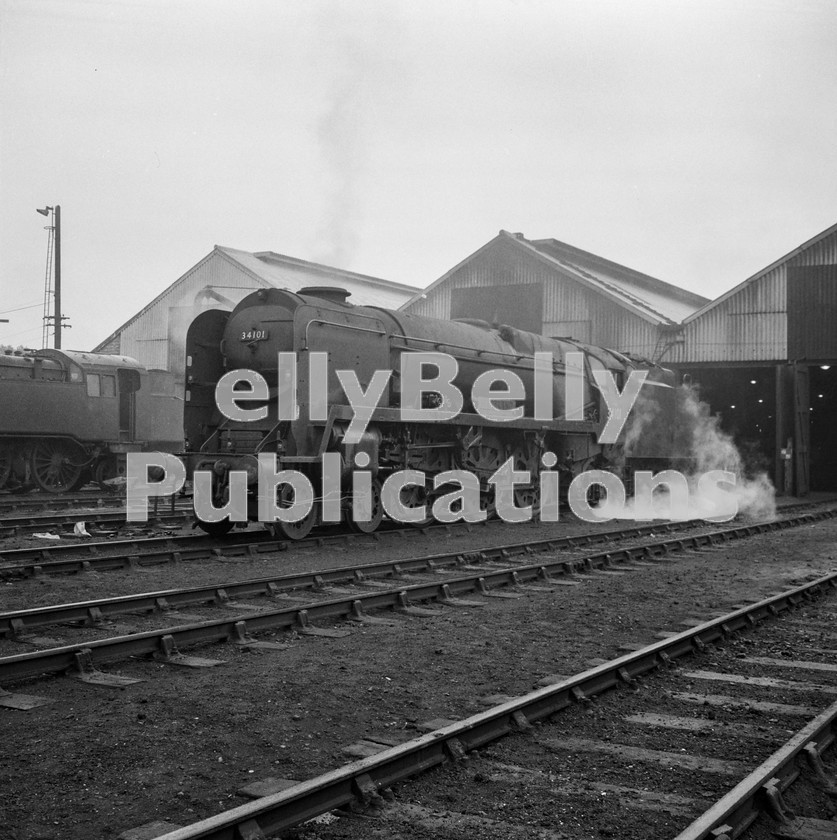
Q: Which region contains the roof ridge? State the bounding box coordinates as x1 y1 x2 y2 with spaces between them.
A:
554 254 678 324
529 236 709 307
233 248 420 293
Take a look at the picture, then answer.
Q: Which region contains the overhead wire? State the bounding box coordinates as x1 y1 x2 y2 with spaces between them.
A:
0 302 43 315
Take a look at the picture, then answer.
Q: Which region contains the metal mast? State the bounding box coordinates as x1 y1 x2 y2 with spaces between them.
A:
37 204 64 349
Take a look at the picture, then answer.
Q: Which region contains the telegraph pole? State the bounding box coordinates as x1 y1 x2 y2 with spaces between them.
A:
54 204 61 349
36 204 65 349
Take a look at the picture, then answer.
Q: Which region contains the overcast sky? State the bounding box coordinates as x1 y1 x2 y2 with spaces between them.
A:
1 0 835 352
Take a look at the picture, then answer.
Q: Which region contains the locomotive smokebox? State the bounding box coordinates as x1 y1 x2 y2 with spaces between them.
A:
298 286 351 304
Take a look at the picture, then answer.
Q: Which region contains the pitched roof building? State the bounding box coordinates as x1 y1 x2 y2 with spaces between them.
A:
94 245 419 384
400 230 708 359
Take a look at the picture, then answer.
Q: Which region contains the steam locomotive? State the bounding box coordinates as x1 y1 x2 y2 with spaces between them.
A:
0 349 182 492
183 286 676 538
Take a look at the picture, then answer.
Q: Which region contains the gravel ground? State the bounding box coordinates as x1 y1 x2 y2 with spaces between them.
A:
0 510 836 839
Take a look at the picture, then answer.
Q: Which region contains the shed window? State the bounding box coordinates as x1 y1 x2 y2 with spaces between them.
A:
86 373 101 397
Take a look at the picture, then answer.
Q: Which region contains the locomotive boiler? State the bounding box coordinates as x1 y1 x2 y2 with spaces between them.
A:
0 349 182 492
183 286 676 538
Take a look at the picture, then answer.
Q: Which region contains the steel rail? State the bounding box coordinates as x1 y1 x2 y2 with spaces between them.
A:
0 507 190 537
146 571 837 840
673 698 837 840
1 510 834 684
1 499 831 578
0 518 452 575
0 522 733 635
0 492 125 512
0 518 704 579
0 531 284 577
0 511 832 637
2 500 831 580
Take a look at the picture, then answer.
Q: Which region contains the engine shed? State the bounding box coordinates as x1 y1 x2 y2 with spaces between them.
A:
401 223 837 497
665 222 837 496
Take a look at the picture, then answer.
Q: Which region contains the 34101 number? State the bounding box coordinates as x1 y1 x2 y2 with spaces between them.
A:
240 329 268 342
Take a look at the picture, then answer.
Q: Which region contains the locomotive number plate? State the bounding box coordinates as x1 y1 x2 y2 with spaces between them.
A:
240 329 269 342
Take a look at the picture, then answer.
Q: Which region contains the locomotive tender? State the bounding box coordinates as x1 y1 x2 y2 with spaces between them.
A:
0 349 182 492
183 286 676 538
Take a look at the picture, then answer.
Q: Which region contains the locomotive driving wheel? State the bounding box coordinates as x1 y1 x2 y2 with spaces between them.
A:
399 482 432 527
198 519 235 538
510 443 540 510
272 483 318 541
459 440 504 475
347 478 384 533
195 479 236 537
460 432 505 519
0 444 12 490
94 458 118 492
29 439 85 493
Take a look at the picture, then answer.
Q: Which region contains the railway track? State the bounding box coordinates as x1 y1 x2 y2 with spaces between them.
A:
0 515 710 580
1 508 834 690
0 519 731 653
0 501 190 538
1 496 834 581
0 489 125 513
4 501 837 839
107 568 837 840
1 493 833 552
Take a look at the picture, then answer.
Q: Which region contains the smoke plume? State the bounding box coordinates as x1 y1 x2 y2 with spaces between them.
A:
595 385 777 522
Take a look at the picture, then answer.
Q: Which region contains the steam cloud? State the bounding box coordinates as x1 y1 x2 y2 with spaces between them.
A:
595 385 777 522
314 72 362 268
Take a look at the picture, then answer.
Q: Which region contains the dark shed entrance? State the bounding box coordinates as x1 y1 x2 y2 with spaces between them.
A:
677 362 837 495
788 263 837 493
809 364 837 492
678 364 778 480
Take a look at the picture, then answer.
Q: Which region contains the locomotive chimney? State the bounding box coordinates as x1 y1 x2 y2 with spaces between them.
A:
298 286 351 304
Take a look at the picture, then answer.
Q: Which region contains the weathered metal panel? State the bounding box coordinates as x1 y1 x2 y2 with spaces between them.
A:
789 229 837 268
451 283 543 332
404 285 450 320
788 264 837 360
672 263 788 364
96 335 121 355
403 238 547 325
545 275 661 355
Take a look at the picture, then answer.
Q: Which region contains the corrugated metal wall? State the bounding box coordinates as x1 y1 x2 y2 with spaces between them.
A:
674 265 786 363
403 238 662 355
791 229 837 268
543 277 660 354
96 335 121 355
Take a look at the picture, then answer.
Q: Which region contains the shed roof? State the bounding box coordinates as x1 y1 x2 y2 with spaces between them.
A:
216 246 419 308
525 236 708 323
400 230 709 325
682 221 837 324
94 246 419 352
